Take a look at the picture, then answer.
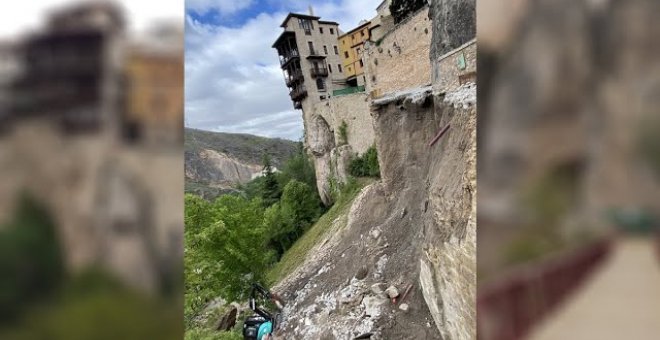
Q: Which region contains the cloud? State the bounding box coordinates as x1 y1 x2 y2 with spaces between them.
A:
184 0 382 140
186 0 255 16
185 11 301 139
0 0 182 38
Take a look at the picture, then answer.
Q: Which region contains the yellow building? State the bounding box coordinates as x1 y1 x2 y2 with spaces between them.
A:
338 21 371 87
123 41 183 144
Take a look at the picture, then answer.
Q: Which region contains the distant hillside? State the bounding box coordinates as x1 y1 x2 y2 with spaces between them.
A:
185 128 299 200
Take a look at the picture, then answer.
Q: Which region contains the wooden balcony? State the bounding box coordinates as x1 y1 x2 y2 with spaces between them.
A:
285 69 303 86
310 67 328 78
289 85 307 101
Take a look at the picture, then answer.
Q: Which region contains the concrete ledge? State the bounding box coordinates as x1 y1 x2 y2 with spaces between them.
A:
372 85 433 106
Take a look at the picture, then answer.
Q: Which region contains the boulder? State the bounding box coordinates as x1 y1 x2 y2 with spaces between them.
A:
215 306 237 331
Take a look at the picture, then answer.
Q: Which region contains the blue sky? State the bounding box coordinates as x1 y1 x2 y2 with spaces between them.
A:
184 0 382 140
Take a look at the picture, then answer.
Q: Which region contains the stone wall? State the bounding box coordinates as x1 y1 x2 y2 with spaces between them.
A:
371 86 477 340
0 122 182 294
364 7 432 97
432 39 476 93
313 93 373 154
306 93 374 204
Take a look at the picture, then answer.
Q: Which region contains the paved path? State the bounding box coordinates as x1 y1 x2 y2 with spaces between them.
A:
529 237 660 340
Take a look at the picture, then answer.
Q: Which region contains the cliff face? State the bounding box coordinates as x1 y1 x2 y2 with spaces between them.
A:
273 87 476 339
429 0 476 58
273 1 477 338
306 94 374 205
184 128 299 199
477 0 660 273
185 149 262 186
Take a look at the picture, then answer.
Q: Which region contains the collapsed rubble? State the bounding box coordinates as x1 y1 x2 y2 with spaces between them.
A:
272 84 476 339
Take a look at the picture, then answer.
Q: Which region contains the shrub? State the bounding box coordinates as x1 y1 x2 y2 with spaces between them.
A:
264 180 321 258
0 193 64 323
348 146 380 178
338 120 349 145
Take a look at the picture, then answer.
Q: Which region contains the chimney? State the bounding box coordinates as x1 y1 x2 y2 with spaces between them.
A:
309 5 314 16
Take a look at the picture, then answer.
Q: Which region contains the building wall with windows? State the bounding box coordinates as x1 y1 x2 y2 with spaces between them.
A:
338 22 371 85
363 7 432 97
274 13 344 112
123 45 183 144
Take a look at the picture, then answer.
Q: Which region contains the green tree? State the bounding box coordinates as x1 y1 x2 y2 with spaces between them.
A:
263 180 321 259
280 180 321 228
390 0 427 24
348 146 380 178
184 194 273 324
263 203 295 257
261 154 281 207
0 193 64 323
277 142 317 191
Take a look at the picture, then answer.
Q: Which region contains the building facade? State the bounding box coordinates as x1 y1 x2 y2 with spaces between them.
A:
123 24 183 144
11 1 125 132
272 13 345 110
0 41 22 130
369 0 395 41
338 21 371 87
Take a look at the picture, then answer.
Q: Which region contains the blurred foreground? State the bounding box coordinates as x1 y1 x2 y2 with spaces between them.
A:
0 1 183 338
478 0 660 338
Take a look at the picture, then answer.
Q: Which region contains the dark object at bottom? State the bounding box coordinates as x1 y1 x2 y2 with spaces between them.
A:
354 332 373 339
243 315 267 340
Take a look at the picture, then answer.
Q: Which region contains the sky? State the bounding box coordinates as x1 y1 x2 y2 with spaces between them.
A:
185 0 382 140
0 1 182 38
0 0 381 141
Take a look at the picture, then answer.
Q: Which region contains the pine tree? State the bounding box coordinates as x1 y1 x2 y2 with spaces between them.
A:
261 154 281 207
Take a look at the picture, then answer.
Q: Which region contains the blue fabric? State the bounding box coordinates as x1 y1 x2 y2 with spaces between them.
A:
257 321 272 340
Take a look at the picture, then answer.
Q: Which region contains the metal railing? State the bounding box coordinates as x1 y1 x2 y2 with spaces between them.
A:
477 238 612 340
308 48 325 57
279 50 299 66
285 69 303 86
332 85 365 96
289 85 307 101
310 67 328 78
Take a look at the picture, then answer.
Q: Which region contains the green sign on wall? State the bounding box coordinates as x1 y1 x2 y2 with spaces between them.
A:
457 52 466 70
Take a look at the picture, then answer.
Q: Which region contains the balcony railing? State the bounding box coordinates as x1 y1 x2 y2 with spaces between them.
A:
332 85 365 96
307 48 325 58
285 69 303 86
289 85 307 101
310 67 328 78
279 50 300 66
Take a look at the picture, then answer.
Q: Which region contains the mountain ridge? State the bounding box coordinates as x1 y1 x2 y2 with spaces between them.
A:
184 128 299 199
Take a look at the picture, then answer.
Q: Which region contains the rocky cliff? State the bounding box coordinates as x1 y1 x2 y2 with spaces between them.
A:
269 1 476 338
477 0 660 274
184 128 298 199
273 85 476 340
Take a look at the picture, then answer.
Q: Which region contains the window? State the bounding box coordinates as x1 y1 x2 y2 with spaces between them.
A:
338 64 342 72
359 59 364 67
316 77 326 91
328 64 332 73
344 51 349 58
299 18 312 35
323 45 328 55
361 31 365 37
320 27 324 34
308 41 314 54
342 40 346 45
330 28 334 34
334 46 338 55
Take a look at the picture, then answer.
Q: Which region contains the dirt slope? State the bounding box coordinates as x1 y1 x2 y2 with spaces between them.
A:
272 84 476 340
